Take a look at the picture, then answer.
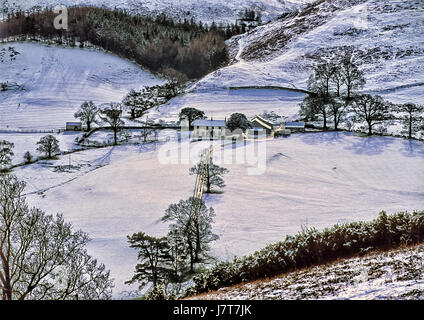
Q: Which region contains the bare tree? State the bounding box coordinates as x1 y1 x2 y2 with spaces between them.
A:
398 103 424 139
328 97 349 131
189 159 229 193
0 140 14 171
350 94 391 135
310 62 334 97
36 135 60 159
339 50 366 100
300 93 330 130
74 101 98 131
100 103 124 145
162 197 217 272
0 174 113 300
330 65 343 97
161 68 188 98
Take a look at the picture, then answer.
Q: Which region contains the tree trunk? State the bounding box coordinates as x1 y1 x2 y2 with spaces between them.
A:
323 110 327 130
409 115 412 139
188 240 194 273
334 115 338 131
194 230 201 263
113 129 117 145
368 122 372 135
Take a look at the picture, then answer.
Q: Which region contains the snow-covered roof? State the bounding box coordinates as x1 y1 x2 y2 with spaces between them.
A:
192 119 226 127
253 115 273 126
285 122 305 128
251 117 272 130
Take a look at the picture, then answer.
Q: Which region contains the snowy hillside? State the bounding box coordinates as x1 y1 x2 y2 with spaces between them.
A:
195 0 424 103
192 243 424 300
0 42 162 130
13 132 424 297
0 0 313 24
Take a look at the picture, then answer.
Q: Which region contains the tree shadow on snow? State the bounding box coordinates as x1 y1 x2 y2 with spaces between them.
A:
344 135 394 156
398 139 424 158
301 131 347 146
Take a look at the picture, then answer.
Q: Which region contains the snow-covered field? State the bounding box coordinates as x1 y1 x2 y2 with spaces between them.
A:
0 42 163 130
195 0 424 104
1 131 80 165
12 132 424 298
157 88 306 122
0 0 312 24
192 243 424 300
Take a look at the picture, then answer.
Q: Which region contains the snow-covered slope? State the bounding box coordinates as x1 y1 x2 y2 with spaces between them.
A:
14 132 424 297
0 42 162 130
192 243 424 300
195 0 424 103
0 0 313 24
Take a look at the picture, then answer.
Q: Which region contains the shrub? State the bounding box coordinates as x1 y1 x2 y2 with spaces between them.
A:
186 211 424 296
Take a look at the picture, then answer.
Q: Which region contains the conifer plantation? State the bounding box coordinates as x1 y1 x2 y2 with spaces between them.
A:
0 7 232 79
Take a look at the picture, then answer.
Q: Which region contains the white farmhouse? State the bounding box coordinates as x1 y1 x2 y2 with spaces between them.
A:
192 119 226 140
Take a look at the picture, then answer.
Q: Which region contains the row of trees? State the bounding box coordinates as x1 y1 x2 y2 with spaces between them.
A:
126 157 228 297
0 7 230 79
73 77 187 145
301 48 424 137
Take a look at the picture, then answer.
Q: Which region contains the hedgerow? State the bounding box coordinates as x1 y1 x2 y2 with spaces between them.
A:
185 211 424 296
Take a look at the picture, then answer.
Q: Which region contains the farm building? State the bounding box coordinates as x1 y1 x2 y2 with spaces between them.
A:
284 122 305 132
251 115 274 135
192 119 226 139
65 122 82 131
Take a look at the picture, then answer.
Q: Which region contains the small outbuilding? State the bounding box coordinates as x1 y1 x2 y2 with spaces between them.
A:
284 121 305 132
66 122 82 131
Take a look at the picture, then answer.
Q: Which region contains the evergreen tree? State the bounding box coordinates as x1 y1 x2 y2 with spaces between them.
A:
23 151 33 164
178 107 205 128
226 113 251 132
126 232 171 290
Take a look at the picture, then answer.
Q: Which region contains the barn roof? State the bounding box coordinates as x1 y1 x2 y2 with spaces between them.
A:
251 117 273 130
192 119 226 127
285 121 305 128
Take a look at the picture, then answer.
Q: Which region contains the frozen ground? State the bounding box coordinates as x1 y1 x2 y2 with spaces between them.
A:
157 88 306 122
0 131 80 165
0 42 163 130
193 243 424 300
0 0 312 25
195 0 424 104
12 131 424 298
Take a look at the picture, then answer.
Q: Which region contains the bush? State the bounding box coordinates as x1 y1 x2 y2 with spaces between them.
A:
23 151 33 163
186 211 424 296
